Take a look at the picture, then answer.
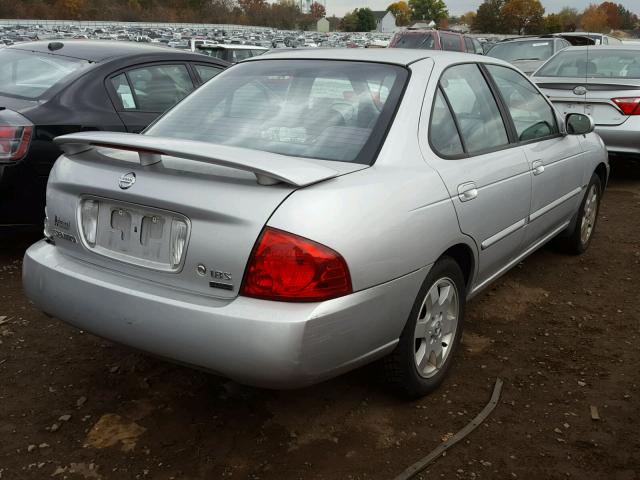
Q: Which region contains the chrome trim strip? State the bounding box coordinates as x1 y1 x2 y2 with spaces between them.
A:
481 218 527 250
469 220 570 299
529 187 583 222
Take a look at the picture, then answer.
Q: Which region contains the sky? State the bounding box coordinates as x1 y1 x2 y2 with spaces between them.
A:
323 0 640 17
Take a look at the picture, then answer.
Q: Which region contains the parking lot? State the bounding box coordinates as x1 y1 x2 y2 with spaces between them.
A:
0 158 636 480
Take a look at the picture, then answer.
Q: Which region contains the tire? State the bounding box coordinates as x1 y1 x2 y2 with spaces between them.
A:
560 174 602 255
383 256 466 398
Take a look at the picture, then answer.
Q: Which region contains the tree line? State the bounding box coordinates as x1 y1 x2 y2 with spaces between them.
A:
0 0 331 30
382 0 637 34
464 0 637 34
1 0 637 34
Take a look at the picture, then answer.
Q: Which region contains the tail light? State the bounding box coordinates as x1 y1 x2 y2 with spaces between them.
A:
0 109 34 163
241 227 352 302
611 97 640 116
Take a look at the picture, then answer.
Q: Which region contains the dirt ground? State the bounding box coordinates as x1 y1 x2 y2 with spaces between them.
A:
1 159 638 480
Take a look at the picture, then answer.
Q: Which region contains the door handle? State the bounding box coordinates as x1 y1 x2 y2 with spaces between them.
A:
457 182 478 202
532 160 545 176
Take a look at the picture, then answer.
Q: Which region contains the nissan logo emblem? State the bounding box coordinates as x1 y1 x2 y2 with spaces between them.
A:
118 172 136 190
573 86 587 96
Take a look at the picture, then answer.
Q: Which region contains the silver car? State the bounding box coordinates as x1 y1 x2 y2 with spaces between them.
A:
533 45 640 157
23 50 608 397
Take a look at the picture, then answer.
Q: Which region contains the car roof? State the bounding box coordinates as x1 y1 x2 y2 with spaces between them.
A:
7 40 205 62
199 44 268 50
559 32 604 37
561 45 640 51
498 37 556 43
247 48 499 67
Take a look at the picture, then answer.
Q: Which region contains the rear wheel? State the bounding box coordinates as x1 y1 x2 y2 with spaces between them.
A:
560 174 602 255
384 257 465 398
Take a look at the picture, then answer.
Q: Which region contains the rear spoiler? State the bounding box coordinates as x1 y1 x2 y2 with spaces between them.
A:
54 132 340 187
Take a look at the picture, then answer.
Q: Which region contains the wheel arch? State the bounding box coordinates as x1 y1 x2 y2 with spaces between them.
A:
440 242 476 291
594 162 608 190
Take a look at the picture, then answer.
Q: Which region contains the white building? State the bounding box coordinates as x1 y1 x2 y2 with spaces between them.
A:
316 17 330 33
372 11 397 33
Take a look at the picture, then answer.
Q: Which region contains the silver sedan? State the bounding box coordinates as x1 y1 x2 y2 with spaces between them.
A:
23 49 608 397
533 45 640 157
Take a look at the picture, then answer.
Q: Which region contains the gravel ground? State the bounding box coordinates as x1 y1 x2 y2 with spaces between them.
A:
0 158 638 480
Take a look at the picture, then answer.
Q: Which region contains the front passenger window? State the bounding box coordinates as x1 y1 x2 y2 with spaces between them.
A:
440 64 509 154
486 65 558 142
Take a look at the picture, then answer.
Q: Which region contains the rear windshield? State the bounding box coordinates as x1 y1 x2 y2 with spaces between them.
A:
535 49 640 78
390 33 435 50
146 60 408 164
0 49 90 99
487 40 553 62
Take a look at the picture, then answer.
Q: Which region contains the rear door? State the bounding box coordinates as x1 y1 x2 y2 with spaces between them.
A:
107 63 197 133
486 64 586 246
425 62 532 287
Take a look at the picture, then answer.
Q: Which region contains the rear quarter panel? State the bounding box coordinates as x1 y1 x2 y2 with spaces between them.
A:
268 58 476 292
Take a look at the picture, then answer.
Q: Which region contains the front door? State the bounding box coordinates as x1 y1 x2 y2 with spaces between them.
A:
485 64 586 246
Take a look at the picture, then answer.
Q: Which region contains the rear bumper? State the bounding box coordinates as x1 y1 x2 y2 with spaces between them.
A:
23 241 426 388
596 116 640 155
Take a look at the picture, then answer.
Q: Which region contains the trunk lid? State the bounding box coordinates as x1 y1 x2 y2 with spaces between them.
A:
0 95 40 115
512 59 545 76
45 138 366 299
536 77 640 126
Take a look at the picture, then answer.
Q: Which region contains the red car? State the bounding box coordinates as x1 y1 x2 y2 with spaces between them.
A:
389 29 483 55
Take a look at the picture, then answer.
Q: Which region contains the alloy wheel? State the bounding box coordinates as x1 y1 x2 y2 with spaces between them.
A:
413 278 459 378
580 184 598 245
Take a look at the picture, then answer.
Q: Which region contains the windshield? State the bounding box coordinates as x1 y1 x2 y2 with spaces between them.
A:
390 33 435 50
0 49 90 99
146 60 408 164
535 49 640 78
487 40 553 62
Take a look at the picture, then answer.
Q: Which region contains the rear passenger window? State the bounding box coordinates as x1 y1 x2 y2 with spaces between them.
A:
440 64 509 154
110 73 136 109
126 64 194 112
440 33 461 52
430 89 464 156
486 65 558 142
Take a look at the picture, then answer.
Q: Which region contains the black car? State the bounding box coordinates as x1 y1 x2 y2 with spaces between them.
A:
0 40 229 231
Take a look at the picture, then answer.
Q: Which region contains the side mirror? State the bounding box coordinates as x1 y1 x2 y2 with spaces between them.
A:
566 113 595 135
